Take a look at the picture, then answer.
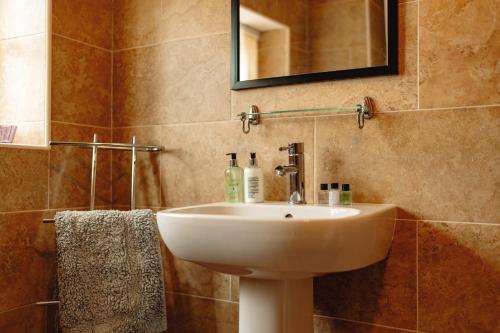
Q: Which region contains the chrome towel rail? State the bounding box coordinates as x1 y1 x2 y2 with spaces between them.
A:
42 134 163 222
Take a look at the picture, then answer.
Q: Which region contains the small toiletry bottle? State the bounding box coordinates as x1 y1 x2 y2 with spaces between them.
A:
328 183 340 206
318 183 329 204
244 152 264 203
340 184 352 205
224 153 244 203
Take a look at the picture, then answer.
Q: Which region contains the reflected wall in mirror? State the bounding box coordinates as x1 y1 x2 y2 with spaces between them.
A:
232 0 397 90
0 0 51 147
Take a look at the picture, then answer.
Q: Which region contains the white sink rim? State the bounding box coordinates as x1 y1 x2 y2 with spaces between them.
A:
159 202 394 223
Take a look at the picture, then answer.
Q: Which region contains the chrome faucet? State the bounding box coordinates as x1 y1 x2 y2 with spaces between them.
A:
275 142 305 204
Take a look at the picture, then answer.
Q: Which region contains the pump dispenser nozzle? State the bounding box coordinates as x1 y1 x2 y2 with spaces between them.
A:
249 152 257 166
226 153 238 167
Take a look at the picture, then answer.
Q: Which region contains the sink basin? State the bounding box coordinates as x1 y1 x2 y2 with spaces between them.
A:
157 202 396 333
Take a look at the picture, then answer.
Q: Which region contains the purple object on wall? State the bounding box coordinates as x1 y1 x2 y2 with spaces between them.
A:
0 125 17 143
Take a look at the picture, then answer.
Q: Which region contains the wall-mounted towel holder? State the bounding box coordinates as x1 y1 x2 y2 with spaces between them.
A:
38 135 163 307
41 134 163 222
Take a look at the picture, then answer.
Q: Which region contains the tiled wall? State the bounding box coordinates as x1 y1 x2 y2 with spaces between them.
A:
112 1 499 333
0 0 113 331
0 0 47 145
0 1 498 333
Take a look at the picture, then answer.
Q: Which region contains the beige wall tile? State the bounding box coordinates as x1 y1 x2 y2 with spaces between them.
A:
112 126 162 208
113 45 164 127
51 35 111 127
165 293 238 333
419 0 500 108
161 0 231 43
113 0 162 50
49 122 111 209
418 221 500 332
160 117 314 207
162 245 230 300
160 34 231 125
314 316 407 333
53 0 113 49
0 35 47 123
0 212 55 312
0 305 47 333
0 148 48 212
231 2 417 116
0 0 46 40
314 107 500 223
314 220 417 330
113 33 230 127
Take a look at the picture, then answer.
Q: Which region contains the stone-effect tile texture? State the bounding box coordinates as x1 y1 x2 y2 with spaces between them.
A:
0 212 56 312
0 305 47 333
160 117 315 207
112 127 162 208
109 0 500 332
51 35 112 127
314 316 408 333
314 221 417 330
52 0 113 50
0 0 113 330
49 122 112 209
314 107 500 224
419 0 500 108
113 33 230 127
4 0 499 332
165 293 238 333
0 148 48 212
418 222 500 333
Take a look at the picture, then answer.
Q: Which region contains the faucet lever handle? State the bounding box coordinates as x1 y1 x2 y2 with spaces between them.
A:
279 143 304 155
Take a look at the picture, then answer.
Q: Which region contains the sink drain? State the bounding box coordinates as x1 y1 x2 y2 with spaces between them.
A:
284 213 293 218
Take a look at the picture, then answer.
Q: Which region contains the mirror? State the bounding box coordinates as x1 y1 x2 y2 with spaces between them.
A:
0 0 51 147
232 0 398 90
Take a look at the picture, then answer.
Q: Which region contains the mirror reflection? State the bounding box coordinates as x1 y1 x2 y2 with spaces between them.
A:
239 0 388 81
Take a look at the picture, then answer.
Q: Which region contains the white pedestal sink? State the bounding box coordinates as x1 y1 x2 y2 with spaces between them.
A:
157 203 396 333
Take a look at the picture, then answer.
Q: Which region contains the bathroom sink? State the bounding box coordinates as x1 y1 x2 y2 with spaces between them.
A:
157 202 396 333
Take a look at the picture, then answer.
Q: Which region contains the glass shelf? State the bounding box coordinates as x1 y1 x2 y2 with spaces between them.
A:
239 97 374 134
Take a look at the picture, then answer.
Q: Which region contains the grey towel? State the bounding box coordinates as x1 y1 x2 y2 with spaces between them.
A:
55 210 167 333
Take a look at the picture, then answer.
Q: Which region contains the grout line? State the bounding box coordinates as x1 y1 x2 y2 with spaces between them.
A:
0 303 42 316
47 147 51 209
159 139 164 209
417 0 420 110
51 120 111 130
0 206 105 216
112 31 229 53
228 276 232 301
112 103 500 130
165 291 238 305
110 0 115 209
416 219 419 331
414 103 500 111
313 314 419 332
396 218 499 226
52 33 111 52
313 117 317 203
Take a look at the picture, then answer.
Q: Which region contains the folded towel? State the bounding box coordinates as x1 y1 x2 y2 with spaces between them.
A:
55 210 167 333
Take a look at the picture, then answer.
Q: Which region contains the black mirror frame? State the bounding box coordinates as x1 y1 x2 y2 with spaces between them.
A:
231 0 398 90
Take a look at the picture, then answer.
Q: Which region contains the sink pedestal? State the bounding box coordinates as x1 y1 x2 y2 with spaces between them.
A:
239 277 313 333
